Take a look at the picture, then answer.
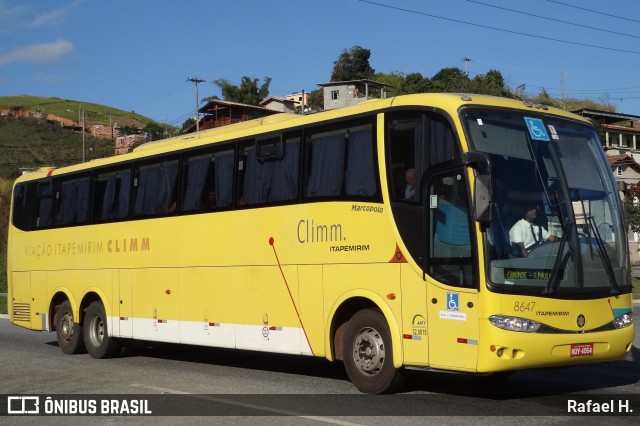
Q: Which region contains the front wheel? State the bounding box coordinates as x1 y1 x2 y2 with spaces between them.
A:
342 308 404 394
55 300 86 354
84 301 121 358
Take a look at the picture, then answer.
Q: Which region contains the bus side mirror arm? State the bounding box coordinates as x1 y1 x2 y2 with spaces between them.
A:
464 151 493 224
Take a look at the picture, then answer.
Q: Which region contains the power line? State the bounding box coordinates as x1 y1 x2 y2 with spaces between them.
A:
117 82 185 111
357 0 640 55
465 0 640 40
545 0 640 25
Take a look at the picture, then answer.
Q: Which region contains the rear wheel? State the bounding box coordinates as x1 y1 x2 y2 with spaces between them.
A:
84 301 121 358
55 300 85 354
342 308 404 394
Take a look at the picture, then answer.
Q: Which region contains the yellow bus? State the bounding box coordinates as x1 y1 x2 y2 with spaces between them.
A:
8 94 634 394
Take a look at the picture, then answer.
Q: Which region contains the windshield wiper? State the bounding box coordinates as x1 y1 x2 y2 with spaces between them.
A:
585 214 619 294
544 191 579 295
543 223 572 295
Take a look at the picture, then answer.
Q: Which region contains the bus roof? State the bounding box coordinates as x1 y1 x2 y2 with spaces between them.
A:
14 93 589 183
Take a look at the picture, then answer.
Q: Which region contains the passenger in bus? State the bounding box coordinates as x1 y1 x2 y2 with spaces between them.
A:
404 168 416 201
509 205 557 257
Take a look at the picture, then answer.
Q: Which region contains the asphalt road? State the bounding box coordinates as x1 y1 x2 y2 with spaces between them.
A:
0 306 639 425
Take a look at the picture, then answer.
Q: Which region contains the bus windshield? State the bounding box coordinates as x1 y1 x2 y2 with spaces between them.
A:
462 107 630 297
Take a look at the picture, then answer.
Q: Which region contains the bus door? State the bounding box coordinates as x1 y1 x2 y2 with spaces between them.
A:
424 169 479 371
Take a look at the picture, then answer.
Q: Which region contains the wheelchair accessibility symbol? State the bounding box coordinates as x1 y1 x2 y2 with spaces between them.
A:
447 293 459 311
524 117 550 141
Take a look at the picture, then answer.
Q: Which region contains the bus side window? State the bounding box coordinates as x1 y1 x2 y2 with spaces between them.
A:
182 149 234 212
95 169 131 221
133 159 179 216
54 177 90 226
345 128 376 197
427 170 475 288
214 151 234 207
306 130 345 197
267 137 300 202
12 182 37 231
182 154 214 211
428 115 457 166
386 116 422 203
240 136 299 205
305 123 376 199
36 180 53 228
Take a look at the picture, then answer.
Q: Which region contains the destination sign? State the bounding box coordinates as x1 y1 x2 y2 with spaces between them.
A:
504 268 563 280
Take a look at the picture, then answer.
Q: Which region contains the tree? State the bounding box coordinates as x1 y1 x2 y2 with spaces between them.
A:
142 122 164 141
180 118 195 134
399 72 433 95
213 76 271 105
471 69 510 97
306 89 324 112
431 67 470 92
119 125 139 136
331 46 375 81
373 72 405 97
532 88 561 108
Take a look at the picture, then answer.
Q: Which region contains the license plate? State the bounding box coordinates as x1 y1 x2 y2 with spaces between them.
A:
570 343 594 357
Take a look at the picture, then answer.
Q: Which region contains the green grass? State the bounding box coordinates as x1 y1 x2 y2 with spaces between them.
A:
633 277 640 300
0 95 153 127
0 295 5 315
0 116 116 178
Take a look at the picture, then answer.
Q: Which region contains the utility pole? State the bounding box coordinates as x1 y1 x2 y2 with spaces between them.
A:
186 77 205 131
462 57 472 77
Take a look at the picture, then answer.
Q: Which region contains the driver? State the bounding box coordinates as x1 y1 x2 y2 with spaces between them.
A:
509 205 557 257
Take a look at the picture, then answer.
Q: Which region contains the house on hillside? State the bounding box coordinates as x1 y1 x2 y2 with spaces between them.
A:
184 99 280 133
574 109 640 153
606 152 640 261
259 96 296 114
572 109 640 186
606 153 640 186
286 92 310 111
90 124 116 139
317 79 390 111
573 109 640 261
115 134 146 155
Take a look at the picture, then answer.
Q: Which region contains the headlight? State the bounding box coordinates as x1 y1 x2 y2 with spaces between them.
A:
613 312 633 329
489 315 541 333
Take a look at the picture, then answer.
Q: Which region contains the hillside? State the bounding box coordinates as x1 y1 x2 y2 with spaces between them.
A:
0 95 153 128
0 96 164 298
0 115 117 178
0 95 165 179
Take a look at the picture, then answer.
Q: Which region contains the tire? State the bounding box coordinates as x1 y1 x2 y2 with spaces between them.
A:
55 300 86 354
84 301 121 359
342 308 404 394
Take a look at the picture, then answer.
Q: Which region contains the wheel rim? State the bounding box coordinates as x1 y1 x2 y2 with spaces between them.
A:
60 312 75 342
88 314 105 347
352 326 385 376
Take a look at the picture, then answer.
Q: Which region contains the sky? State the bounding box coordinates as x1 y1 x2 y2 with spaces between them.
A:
1 0 640 127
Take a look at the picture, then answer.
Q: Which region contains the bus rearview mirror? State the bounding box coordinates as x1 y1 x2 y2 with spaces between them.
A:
474 174 492 223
